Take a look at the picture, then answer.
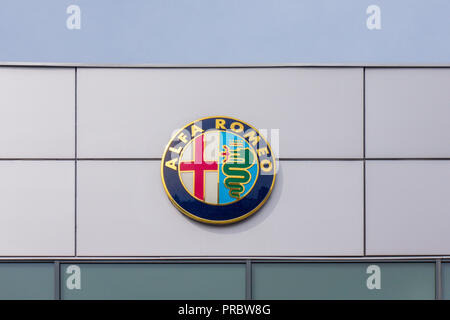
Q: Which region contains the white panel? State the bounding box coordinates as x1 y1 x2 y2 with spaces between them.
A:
77 68 363 158
204 171 218 204
367 161 450 255
77 161 363 256
0 67 75 158
366 68 450 158
0 161 75 256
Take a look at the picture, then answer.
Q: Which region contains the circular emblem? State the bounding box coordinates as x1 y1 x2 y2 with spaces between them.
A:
161 116 276 224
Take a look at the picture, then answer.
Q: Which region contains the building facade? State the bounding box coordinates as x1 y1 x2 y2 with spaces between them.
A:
0 0 449 300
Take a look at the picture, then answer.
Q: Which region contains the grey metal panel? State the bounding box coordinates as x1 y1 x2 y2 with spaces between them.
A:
0 162 75 256
77 68 363 159
0 67 75 158
253 262 435 300
0 263 55 300
366 68 450 158
366 161 450 255
61 263 245 300
77 160 363 256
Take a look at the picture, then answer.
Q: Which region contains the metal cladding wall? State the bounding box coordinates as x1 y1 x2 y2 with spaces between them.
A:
0 67 449 258
1 0 450 301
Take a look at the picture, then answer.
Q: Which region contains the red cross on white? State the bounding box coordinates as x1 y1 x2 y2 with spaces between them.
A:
179 134 218 201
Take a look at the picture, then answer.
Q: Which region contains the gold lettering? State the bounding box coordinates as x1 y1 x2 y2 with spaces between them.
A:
230 121 244 133
165 158 178 171
169 146 182 154
177 132 188 143
260 159 273 172
216 119 226 130
257 147 268 156
191 124 204 137
244 130 261 146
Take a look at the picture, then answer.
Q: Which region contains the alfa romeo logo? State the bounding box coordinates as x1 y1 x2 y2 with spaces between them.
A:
161 116 276 224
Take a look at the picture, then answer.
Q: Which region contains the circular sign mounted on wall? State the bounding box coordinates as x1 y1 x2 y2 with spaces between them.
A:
161 116 276 224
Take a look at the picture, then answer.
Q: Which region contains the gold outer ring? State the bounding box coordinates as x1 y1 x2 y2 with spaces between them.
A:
160 116 277 225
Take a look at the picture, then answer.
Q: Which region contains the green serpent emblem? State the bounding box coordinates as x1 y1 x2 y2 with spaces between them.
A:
221 143 257 199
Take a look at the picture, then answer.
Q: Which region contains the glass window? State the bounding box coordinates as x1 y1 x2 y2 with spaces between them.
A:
443 262 450 300
0 263 54 300
61 263 245 300
253 262 435 300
